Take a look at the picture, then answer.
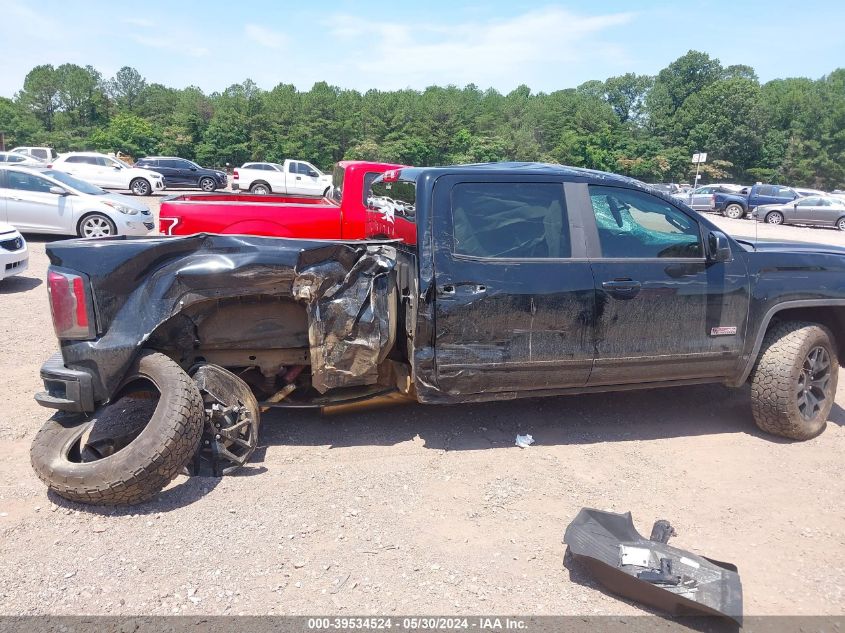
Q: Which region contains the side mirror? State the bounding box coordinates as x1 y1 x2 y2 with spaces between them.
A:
707 230 732 263
49 186 68 196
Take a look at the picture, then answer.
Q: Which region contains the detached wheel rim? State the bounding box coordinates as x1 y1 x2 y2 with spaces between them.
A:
797 346 831 421
200 178 215 192
767 212 783 225
82 215 114 237
132 179 150 196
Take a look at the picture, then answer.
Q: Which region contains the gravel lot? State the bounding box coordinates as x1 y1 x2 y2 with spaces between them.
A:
0 196 843 617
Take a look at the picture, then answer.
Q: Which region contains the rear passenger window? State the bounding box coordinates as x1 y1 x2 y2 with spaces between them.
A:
450 183 570 259
589 186 702 259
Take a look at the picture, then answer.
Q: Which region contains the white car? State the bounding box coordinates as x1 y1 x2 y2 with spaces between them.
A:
0 222 28 281
51 152 166 196
0 165 154 237
233 159 333 196
11 146 58 163
0 151 45 166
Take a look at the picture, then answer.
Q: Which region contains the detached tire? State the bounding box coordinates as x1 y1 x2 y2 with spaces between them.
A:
750 321 839 440
30 352 205 505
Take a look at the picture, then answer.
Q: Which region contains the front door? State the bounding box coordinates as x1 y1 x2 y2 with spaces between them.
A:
580 183 750 385
432 177 596 396
1 170 72 233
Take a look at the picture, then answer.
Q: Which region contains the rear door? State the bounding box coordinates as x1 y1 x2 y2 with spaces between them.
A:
580 184 750 385
432 175 596 396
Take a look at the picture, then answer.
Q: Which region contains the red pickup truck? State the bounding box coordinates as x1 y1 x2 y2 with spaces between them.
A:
158 160 415 243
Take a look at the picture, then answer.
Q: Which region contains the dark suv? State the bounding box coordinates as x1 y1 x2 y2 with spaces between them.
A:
135 156 227 192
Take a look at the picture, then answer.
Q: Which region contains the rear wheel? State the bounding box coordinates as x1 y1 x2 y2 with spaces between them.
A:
30 352 205 505
78 213 116 238
837 217 845 231
250 182 270 194
199 177 216 192
750 321 838 440
724 203 745 219
765 211 784 225
130 178 151 196
323 186 331 197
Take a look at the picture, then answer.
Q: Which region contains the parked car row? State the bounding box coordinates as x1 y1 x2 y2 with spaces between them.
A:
666 182 845 230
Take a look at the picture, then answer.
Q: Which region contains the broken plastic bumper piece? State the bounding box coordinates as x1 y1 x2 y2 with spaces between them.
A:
563 508 742 624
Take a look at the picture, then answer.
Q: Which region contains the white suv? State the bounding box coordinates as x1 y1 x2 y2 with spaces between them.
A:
51 152 165 196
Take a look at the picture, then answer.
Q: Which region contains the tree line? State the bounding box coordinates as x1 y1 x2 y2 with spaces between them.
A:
1 51 843 188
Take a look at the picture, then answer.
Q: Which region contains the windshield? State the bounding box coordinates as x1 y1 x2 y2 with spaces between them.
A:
44 169 106 195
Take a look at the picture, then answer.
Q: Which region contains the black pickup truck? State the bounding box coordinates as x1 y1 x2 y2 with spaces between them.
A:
32 163 845 505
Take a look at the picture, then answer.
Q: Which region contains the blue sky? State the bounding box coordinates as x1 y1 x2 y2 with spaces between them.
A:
3 0 844 97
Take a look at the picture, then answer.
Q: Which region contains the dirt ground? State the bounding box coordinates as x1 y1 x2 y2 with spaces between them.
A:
0 199 843 617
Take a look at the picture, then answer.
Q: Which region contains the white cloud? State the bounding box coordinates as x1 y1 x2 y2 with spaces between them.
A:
324 7 635 91
245 24 286 49
132 34 210 58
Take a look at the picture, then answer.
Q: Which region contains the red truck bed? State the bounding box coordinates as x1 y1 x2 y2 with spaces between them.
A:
158 161 414 242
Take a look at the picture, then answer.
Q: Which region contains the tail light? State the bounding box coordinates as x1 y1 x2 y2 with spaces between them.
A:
159 217 180 236
47 270 95 339
232 169 239 181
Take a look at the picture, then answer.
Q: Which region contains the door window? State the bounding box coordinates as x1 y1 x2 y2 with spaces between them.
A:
450 182 570 259
796 197 820 207
589 185 702 259
7 171 55 193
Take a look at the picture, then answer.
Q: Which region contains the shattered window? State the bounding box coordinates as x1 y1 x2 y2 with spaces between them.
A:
450 182 570 259
370 179 416 222
589 186 702 259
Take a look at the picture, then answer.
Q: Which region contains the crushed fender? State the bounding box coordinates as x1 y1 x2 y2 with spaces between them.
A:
563 508 742 624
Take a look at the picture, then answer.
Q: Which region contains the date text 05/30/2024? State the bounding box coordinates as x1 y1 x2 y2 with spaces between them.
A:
307 617 528 630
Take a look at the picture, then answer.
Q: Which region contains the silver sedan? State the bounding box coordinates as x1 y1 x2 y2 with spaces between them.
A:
753 195 845 230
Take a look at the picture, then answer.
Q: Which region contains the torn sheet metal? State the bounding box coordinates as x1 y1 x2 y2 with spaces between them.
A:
47 235 398 401
293 244 397 393
563 508 742 624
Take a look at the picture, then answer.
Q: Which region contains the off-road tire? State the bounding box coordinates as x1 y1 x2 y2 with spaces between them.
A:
30 352 205 505
750 321 838 440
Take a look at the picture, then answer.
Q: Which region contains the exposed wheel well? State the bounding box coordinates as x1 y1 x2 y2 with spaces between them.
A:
765 306 845 365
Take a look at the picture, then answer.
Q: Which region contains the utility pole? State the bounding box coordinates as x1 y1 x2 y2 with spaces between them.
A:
0 131 5 152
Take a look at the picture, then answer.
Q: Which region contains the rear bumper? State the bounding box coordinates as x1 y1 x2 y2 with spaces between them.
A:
35 352 95 413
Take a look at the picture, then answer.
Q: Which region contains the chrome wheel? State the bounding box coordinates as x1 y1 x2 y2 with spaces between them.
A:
199 177 216 192
838 218 845 231
131 178 151 196
766 212 784 225
725 204 744 219
797 346 832 421
250 184 269 195
80 214 115 238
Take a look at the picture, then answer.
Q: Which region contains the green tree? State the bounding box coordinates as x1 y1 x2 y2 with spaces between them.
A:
89 113 159 158
108 66 147 112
